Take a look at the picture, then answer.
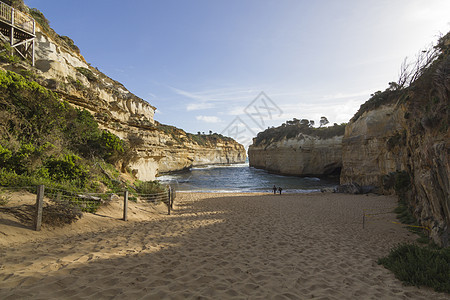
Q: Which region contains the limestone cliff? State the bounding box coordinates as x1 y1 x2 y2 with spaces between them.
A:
112 124 246 180
0 6 245 180
340 103 409 186
248 122 344 176
341 33 450 246
249 135 342 176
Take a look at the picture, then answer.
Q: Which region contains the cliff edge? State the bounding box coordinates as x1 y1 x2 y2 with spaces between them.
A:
248 121 345 176
0 3 246 180
341 33 450 246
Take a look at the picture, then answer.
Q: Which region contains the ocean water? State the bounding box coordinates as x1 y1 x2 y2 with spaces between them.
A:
158 163 339 193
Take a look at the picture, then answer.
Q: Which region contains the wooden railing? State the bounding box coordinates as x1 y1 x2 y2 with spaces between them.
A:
0 1 35 35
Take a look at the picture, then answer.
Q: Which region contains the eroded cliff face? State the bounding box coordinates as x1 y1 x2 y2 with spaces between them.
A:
341 49 450 245
1 24 246 180
248 135 343 176
110 124 246 180
33 31 157 129
341 104 409 187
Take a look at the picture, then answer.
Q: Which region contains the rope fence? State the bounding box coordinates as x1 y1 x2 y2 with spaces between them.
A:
0 185 176 231
362 208 430 232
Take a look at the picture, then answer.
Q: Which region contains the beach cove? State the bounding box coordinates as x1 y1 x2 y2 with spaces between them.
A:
0 192 447 299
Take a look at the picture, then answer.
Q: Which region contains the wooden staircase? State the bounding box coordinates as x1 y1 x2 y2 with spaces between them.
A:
0 1 35 65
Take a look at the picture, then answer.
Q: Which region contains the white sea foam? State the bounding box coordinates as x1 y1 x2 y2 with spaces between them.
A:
304 177 321 181
190 162 249 170
177 188 323 194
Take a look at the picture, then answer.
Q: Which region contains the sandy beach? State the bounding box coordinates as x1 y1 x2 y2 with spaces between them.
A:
0 192 448 299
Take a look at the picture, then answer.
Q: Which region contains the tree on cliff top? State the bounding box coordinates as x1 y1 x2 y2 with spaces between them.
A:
319 116 329 127
252 118 345 146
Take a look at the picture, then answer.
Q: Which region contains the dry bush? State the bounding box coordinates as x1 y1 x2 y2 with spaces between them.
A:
42 201 82 227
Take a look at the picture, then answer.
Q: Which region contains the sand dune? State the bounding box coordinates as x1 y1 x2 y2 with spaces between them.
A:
0 192 448 299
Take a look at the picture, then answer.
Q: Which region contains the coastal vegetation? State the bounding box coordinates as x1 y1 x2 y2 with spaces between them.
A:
0 69 158 194
156 122 234 146
378 169 449 293
378 244 450 293
0 68 173 226
2 0 81 55
351 32 447 123
252 118 346 146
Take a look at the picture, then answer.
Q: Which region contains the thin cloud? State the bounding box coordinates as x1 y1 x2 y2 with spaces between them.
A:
170 85 260 112
187 102 215 111
320 90 373 101
196 115 222 123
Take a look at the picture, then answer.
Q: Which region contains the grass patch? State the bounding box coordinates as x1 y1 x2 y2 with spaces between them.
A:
378 243 450 293
378 178 450 293
134 180 166 195
393 197 433 245
0 188 11 205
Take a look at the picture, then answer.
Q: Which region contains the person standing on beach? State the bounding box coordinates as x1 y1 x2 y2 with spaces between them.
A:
278 187 282 194
273 185 277 194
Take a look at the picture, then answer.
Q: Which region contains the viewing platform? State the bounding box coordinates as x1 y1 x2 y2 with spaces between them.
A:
0 1 35 65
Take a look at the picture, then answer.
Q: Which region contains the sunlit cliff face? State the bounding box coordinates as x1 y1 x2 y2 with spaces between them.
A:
26 25 246 181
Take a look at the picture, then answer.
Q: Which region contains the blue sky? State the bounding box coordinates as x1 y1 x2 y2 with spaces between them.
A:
25 0 450 146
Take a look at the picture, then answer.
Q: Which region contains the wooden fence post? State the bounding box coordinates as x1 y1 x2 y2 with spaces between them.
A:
35 185 44 231
362 212 365 229
170 190 177 209
167 188 171 215
168 186 172 209
123 190 128 221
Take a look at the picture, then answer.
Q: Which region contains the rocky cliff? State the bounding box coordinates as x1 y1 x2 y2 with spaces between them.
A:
340 103 409 187
248 122 344 176
341 33 450 246
0 4 245 180
113 124 246 180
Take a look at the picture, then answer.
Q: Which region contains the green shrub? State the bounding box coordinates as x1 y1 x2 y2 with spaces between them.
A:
0 144 13 167
29 7 82 55
0 142 52 175
29 8 51 33
0 44 21 64
0 70 67 141
0 169 97 193
59 36 80 54
351 89 400 122
394 171 411 195
135 180 166 194
19 69 36 80
0 69 128 192
4 0 28 12
378 243 450 293
76 67 96 82
44 154 89 187
189 134 207 146
252 121 346 146
383 171 411 196
99 130 125 162
64 108 101 155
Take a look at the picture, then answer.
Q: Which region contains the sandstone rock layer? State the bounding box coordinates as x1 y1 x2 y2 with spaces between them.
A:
1 24 246 180
248 135 343 176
